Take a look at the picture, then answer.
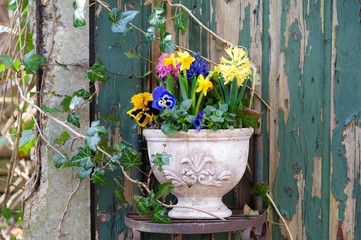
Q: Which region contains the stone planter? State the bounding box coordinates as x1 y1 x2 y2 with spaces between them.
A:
142 128 254 219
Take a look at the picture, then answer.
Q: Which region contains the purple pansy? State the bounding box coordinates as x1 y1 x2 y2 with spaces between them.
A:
186 53 209 79
192 110 203 131
151 86 176 110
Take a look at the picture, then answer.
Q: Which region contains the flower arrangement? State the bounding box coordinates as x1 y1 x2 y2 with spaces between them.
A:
127 46 260 135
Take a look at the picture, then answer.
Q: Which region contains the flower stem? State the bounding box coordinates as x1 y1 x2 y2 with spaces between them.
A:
194 92 204 115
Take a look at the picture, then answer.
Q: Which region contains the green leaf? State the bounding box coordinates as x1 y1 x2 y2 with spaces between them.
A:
111 10 139 33
23 50 46 73
53 153 68 168
160 123 177 136
69 96 83 110
1 208 13 220
87 121 107 136
241 112 260 129
85 133 101 151
124 52 140 59
61 95 72 111
70 147 93 170
92 168 107 185
13 60 21 71
73 1 86 27
155 182 174 199
149 11 165 28
77 167 93 179
55 131 71 145
67 112 80 128
0 136 7 148
135 196 150 215
180 99 193 111
160 40 175 53
19 129 35 148
120 147 142 171
86 63 108 82
0 54 13 67
55 60 70 71
174 9 187 31
108 8 122 23
73 88 91 99
152 153 171 171
142 70 153 79
143 26 156 43
154 5 165 14
151 209 171 224
114 178 129 205
42 104 59 113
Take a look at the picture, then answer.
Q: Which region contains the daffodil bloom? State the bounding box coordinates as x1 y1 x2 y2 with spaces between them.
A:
151 86 176 110
218 46 251 87
163 53 177 68
176 50 195 71
196 74 213 96
127 92 155 127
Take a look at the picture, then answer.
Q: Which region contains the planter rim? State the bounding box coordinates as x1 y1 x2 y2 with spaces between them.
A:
143 128 254 141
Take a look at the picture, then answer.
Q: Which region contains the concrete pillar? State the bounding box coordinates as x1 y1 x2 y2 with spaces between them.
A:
23 1 90 239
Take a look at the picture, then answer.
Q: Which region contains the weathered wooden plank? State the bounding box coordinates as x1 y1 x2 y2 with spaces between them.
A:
330 1 361 239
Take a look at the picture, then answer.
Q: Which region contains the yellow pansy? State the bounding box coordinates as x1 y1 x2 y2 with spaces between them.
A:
127 92 154 127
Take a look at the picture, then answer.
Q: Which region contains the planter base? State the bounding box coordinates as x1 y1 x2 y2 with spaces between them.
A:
169 198 232 219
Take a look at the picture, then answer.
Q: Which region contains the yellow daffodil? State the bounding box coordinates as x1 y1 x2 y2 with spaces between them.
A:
218 46 251 87
196 74 213 96
163 53 177 68
176 50 195 71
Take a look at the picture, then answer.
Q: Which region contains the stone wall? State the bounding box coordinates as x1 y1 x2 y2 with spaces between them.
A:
23 1 90 239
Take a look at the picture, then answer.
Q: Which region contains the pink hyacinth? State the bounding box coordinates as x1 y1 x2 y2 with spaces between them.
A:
156 53 180 80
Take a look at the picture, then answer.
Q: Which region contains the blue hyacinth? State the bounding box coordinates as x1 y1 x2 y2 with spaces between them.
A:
186 53 209 79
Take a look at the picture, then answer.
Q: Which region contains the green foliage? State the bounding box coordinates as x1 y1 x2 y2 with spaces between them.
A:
174 9 187 31
114 178 129 205
23 50 46 73
151 153 171 171
109 9 139 33
18 129 36 157
202 104 236 131
85 121 107 151
155 182 174 199
92 168 107 185
251 183 270 208
70 147 93 170
73 1 86 27
86 63 109 82
119 147 142 171
143 26 156 43
53 153 68 169
42 104 59 113
159 40 175 53
148 5 165 29
67 112 80 128
77 167 92 179
55 131 71 145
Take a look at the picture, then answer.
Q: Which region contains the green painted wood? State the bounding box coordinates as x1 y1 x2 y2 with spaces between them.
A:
93 0 149 239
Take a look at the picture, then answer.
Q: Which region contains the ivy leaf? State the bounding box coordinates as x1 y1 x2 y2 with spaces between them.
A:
155 182 174 199
69 96 83 110
73 88 91 100
111 10 139 33
18 130 36 157
134 196 150 215
92 168 107 185
114 178 129 205
151 209 171 224
251 183 270 208
152 153 171 171
87 121 107 136
148 7 165 28
120 147 142 171
54 131 71 145
86 63 108 82
55 60 70 71
108 8 122 23
85 133 100 151
1 208 13 220
77 167 93 179
23 50 46 73
160 40 175 53
61 95 72 111
240 112 260 129
143 26 156 43
42 104 59 113
174 9 187 31
73 0 87 27
0 54 13 67
70 147 93 170
67 112 80 128
53 153 68 168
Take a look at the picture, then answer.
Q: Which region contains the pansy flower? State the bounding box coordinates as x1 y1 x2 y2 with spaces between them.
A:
192 110 203 131
127 92 157 127
151 86 176 110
